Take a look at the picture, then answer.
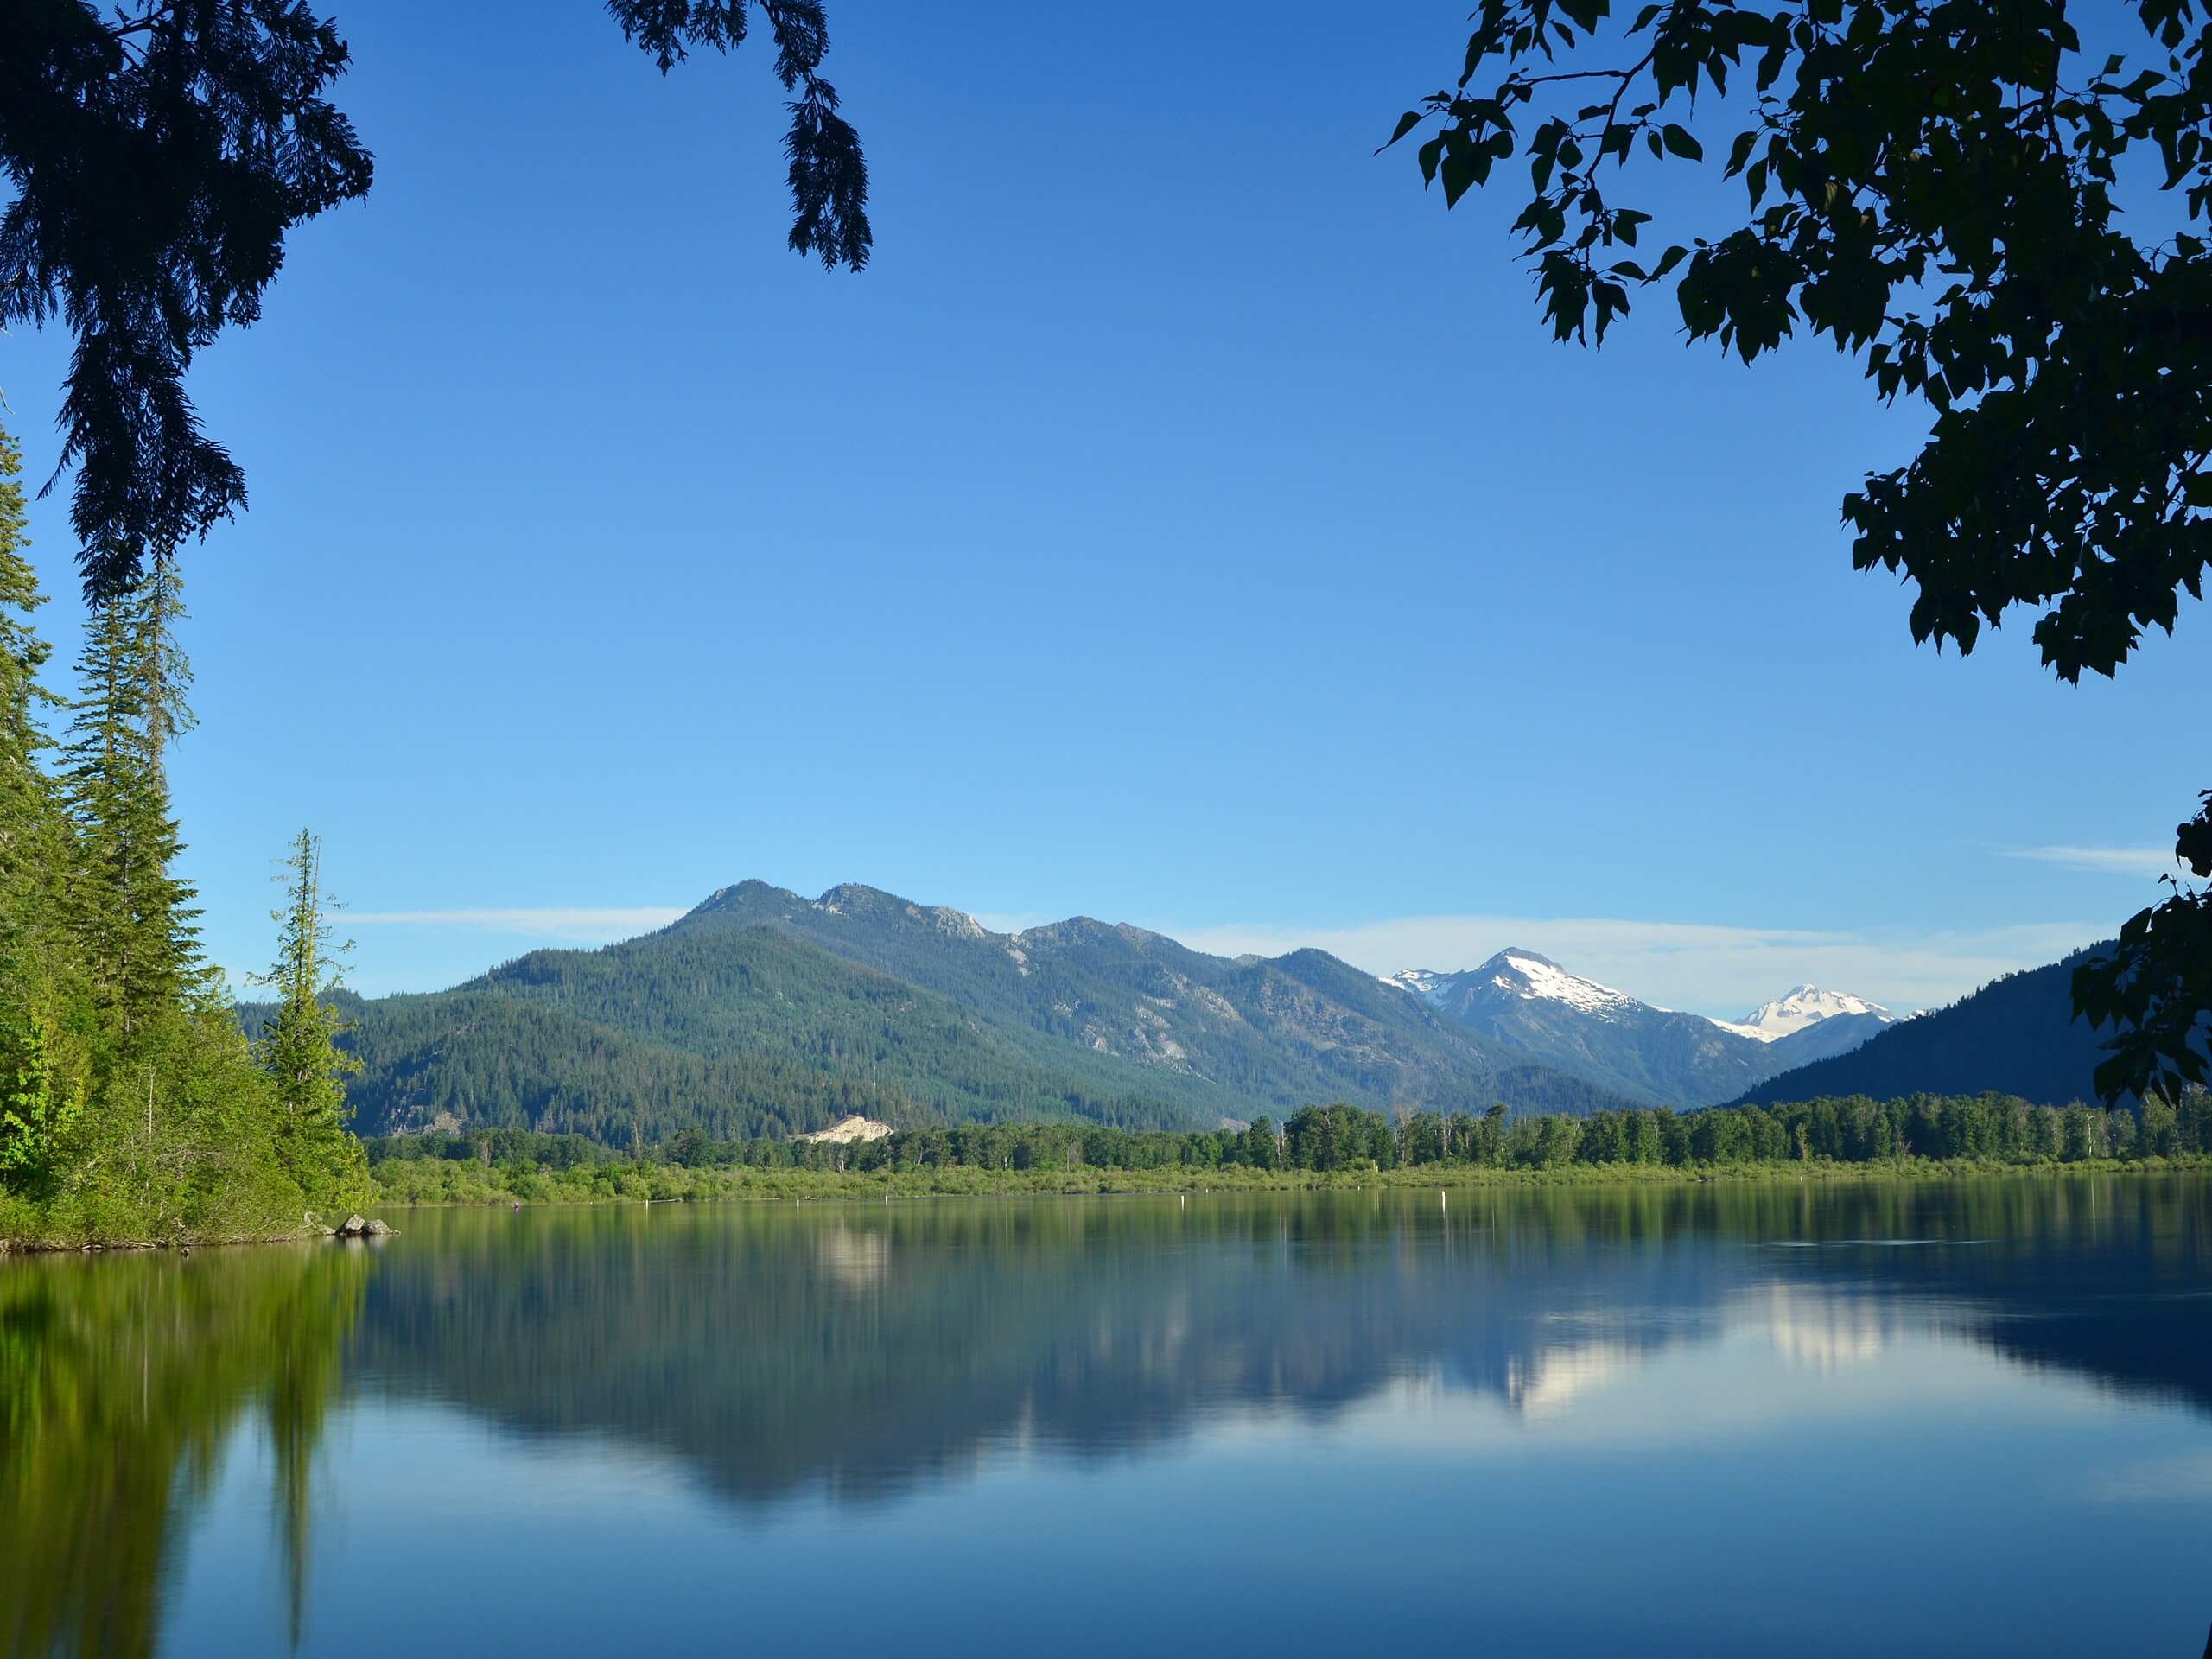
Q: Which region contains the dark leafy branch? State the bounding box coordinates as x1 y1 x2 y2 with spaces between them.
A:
605 1 871 273
0 1 372 601
2073 793 2212 1103
1390 0 2211 1103
0 2 870 602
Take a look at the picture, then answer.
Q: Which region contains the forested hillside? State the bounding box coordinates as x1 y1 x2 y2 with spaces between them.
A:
267 883 1642 1146
1732 950 2124 1108
236 889 2171 1154
675 882 1630 1116
239 928 1247 1142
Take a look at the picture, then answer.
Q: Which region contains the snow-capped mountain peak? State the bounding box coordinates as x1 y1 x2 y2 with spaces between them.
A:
1381 949 1785 1106
1483 950 1641 1016
1381 953 1901 1104
1385 953 1642 1017
1730 986 1895 1041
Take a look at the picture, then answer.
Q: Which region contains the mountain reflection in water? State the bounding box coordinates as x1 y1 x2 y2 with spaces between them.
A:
348 1179 2212 1504
4 1175 2208 1656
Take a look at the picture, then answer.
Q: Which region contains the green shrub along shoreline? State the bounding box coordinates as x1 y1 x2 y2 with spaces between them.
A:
362 1090 2212 1211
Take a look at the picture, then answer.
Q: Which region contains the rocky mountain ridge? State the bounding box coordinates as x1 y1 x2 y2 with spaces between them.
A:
1382 950 1899 1108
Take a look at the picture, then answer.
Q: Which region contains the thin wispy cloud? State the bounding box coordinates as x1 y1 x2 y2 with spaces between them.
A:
347 906 686 944
1157 913 2108 1020
2004 845 2182 879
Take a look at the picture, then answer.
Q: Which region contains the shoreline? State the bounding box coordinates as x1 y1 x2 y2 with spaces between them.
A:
10 1155 2206 1249
0 1214 390 1257
364 1152 2212 1210
0 1225 328 1257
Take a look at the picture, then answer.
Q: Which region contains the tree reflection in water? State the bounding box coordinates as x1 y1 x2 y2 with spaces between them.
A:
0 1242 371 1658
4 1176 2209 1656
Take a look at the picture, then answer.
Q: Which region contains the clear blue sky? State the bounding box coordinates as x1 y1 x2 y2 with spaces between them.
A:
4 1 2202 1014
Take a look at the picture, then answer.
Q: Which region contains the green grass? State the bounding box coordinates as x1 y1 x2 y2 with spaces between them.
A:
370 1151 2212 1211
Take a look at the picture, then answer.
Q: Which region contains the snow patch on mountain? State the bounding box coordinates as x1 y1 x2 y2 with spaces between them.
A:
1386 954 1640 1017
1488 950 1642 1016
1384 957 1898 1052
1383 969 1447 1001
1731 985 1896 1040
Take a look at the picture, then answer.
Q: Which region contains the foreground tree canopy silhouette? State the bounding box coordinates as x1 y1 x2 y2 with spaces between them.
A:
1389 0 2211 1103
0 0 869 602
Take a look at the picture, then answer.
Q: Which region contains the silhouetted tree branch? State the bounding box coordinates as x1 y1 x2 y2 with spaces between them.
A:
0 1 869 601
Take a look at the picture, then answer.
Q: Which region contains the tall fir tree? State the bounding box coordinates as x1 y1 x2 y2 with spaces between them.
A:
59 569 203 1032
130 560 196 785
252 829 366 1209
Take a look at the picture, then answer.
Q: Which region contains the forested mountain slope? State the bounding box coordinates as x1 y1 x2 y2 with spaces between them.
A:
674 883 1630 1119
242 925 1257 1141
257 882 1639 1145
1732 948 2124 1108
1760 1009 1896 1070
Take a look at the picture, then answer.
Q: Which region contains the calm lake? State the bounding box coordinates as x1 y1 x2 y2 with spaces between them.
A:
6 1177 2210 1656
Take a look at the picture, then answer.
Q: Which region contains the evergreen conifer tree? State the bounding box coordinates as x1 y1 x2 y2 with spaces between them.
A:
252 830 366 1209
59 569 203 1031
130 561 196 784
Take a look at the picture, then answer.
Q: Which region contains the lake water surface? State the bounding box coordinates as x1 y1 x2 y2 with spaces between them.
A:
6 1177 2210 1656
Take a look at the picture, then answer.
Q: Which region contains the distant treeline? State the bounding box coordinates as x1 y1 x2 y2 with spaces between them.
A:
367 1090 2212 1187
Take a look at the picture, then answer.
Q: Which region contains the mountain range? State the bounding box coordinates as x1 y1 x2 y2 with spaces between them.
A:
265 879 2113 1145
1385 952 1898 1108
276 882 1649 1142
